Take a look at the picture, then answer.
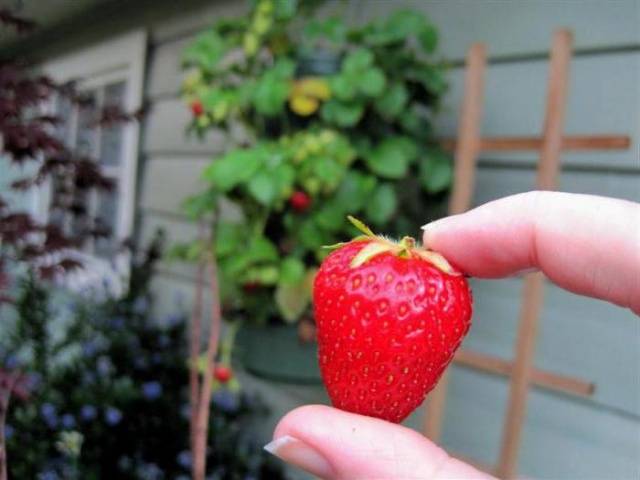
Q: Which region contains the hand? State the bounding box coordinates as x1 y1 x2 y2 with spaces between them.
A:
266 191 640 480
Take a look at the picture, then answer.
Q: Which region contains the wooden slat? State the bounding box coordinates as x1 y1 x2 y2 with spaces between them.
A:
454 349 595 398
497 29 574 480
423 42 487 441
440 134 631 152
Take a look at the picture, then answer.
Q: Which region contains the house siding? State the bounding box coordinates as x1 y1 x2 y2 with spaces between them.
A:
140 1 640 478
6 0 639 478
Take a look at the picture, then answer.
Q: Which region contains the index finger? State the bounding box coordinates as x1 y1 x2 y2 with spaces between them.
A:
421 191 640 315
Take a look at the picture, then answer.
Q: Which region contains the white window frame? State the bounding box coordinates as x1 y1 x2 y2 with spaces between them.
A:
35 29 146 293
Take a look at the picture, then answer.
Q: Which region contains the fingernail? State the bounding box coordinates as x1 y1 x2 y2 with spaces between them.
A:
264 435 334 479
421 216 452 232
421 219 448 247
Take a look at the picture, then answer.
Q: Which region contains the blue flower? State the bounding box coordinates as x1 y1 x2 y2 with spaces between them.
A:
134 357 149 370
5 424 14 439
82 372 97 386
211 390 240 414
109 317 125 329
61 414 76 429
40 403 59 427
96 356 113 377
80 405 97 421
177 450 192 469
5 353 19 369
142 381 162 400
164 313 183 328
105 407 123 426
132 296 149 315
81 339 99 357
137 462 163 480
38 470 59 480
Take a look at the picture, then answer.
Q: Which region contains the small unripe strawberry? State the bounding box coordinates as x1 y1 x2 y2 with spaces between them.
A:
213 365 232 383
289 191 311 212
190 100 204 117
242 282 261 293
313 217 473 423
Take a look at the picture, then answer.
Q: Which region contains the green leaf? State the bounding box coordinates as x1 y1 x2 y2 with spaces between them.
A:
243 265 279 285
329 75 357 101
275 282 309 323
311 157 344 190
246 236 279 263
363 10 425 45
303 17 346 44
279 257 306 285
252 59 295 115
364 183 397 225
334 171 377 211
375 82 408 118
181 188 218 219
215 222 244 257
359 68 386 97
203 148 264 191
365 137 417 179
273 0 297 19
247 171 278 205
415 65 448 95
419 148 453 193
273 163 296 198
343 48 374 73
298 220 325 250
419 23 438 52
321 100 364 127
182 30 226 70
314 203 345 232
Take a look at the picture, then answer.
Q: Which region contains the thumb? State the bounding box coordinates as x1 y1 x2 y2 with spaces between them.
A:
265 405 493 480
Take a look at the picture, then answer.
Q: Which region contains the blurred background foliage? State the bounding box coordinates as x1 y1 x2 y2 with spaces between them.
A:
174 0 452 328
1 232 284 480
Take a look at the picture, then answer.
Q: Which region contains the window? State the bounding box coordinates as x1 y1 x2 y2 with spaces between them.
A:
37 30 146 289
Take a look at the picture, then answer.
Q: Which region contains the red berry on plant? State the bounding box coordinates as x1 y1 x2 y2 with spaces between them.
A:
213 365 233 383
190 100 204 117
242 281 261 293
313 217 472 423
289 190 312 212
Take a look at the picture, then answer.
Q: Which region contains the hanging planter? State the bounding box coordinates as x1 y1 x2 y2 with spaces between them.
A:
235 323 321 384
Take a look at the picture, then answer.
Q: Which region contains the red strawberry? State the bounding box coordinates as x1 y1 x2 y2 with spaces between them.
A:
213 365 233 383
289 191 312 212
190 100 204 117
313 217 472 423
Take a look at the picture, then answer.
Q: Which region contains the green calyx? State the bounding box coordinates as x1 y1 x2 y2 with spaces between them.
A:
327 216 459 275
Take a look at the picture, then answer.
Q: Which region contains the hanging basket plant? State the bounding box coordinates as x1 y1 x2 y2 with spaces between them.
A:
174 0 451 378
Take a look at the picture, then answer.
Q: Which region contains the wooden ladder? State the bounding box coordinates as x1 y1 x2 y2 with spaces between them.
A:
423 29 631 479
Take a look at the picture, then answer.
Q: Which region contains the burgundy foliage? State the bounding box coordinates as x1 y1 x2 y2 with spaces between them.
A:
0 9 141 296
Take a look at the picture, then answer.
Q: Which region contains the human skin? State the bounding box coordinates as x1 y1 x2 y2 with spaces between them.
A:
265 191 640 479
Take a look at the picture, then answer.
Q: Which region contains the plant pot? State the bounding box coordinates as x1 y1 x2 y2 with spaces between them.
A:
296 49 342 76
235 323 321 384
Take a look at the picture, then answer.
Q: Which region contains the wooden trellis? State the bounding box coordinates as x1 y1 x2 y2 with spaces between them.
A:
423 29 631 479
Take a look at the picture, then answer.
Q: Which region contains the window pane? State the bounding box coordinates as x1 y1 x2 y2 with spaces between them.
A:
94 182 119 257
70 188 90 241
54 94 74 146
48 176 68 230
76 90 98 157
99 81 127 166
